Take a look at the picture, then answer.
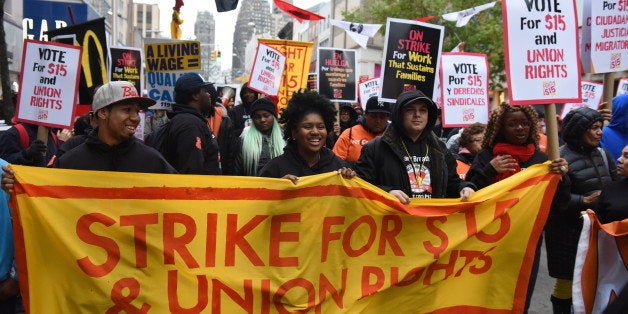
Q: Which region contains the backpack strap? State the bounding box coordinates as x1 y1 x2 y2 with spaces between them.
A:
14 124 30 149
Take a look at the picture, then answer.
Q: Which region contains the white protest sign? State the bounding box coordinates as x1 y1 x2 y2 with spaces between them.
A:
560 80 604 119
589 1 628 73
502 0 581 105
580 0 593 73
617 78 628 96
248 43 286 97
16 39 82 128
358 78 381 110
439 52 490 127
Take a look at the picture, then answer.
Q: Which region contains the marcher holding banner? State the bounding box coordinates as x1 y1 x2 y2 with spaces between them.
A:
466 102 569 311
259 90 354 181
545 107 618 313
1 81 177 192
467 103 568 188
355 90 475 203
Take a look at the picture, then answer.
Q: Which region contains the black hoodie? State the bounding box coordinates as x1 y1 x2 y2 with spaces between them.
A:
356 90 475 198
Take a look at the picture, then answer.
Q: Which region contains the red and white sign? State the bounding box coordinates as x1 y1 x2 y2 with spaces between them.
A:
617 78 628 96
440 52 490 127
560 80 604 119
502 0 581 105
248 43 286 97
16 39 82 128
358 77 381 110
586 0 628 73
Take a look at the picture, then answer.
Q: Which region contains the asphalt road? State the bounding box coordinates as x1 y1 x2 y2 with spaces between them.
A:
529 239 554 314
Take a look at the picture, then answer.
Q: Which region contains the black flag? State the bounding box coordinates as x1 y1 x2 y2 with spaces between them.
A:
216 0 239 12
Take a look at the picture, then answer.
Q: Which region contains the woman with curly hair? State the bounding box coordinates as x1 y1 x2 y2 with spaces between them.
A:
467 103 568 188
466 102 569 312
259 90 354 182
234 97 285 176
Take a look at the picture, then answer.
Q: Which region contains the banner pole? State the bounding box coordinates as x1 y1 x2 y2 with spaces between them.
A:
601 72 615 126
544 104 560 160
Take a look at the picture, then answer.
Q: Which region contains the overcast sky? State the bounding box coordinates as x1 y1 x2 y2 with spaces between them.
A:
152 0 323 71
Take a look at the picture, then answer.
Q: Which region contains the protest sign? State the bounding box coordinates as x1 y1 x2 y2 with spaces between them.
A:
258 39 313 109
46 18 107 105
559 80 604 119
573 210 628 314
502 0 581 105
380 18 444 103
15 39 81 129
617 77 628 95
317 48 357 103
248 43 286 97
109 47 143 94
586 0 628 73
358 78 381 110
580 0 593 73
144 39 201 110
439 52 489 127
11 163 559 313
307 73 317 90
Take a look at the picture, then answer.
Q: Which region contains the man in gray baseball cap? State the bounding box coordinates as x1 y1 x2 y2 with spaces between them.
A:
51 81 176 173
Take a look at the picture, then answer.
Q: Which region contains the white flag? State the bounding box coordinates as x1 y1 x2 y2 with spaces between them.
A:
442 1 496 27
329 19 382 49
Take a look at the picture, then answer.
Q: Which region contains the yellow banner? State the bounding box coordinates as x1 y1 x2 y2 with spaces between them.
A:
11 163 559 313
144 40 201 72
257 39 313 109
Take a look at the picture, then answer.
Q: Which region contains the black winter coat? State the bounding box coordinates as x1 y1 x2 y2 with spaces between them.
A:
355 125 474 198
228 102 253 138
55 129 176 173
545 144 616 279
163 104 221 175
545 106 617 279
596 178 628 224
259 142 347 178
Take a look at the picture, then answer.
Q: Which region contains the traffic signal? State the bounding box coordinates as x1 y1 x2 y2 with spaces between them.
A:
216 50 221 59
210 50 217 61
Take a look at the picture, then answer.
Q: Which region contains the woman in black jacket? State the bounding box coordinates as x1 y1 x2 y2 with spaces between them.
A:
545 107 617 313
259 90 354 182
466 102 569 313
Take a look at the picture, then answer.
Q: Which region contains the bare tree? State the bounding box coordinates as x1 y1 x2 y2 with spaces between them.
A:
0 0 15 124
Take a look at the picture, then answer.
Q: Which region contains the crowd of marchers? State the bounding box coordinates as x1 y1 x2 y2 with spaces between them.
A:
0 73 627 313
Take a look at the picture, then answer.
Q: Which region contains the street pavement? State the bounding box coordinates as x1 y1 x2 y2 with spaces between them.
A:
529 239 553 314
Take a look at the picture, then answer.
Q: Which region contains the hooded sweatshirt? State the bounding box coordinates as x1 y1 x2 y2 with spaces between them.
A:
355 90 475 198
600 94 628 160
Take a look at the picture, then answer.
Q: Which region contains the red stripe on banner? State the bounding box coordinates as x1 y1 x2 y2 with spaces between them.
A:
512 174 560 312
507 173 555 191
